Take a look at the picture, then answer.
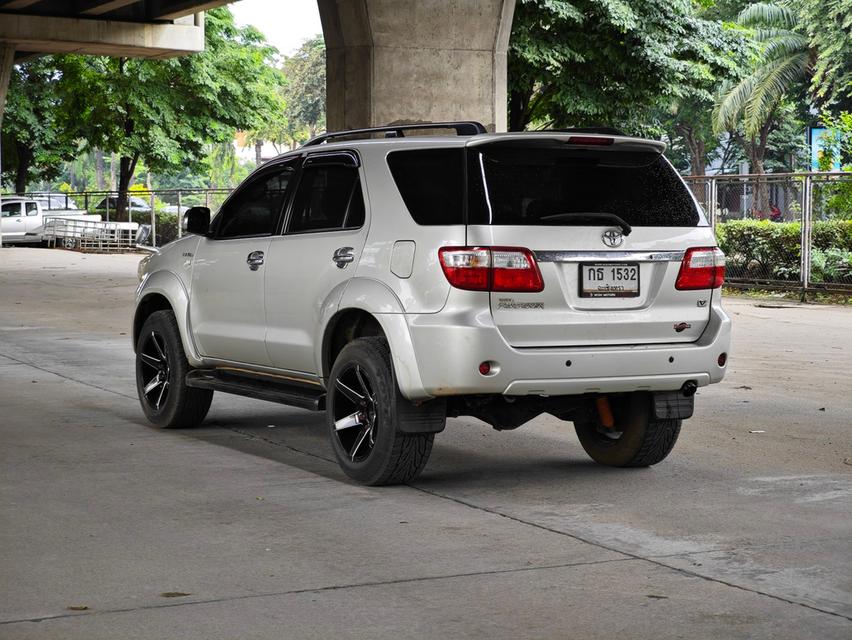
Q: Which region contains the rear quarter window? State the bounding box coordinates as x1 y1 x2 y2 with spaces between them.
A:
387 148 465 225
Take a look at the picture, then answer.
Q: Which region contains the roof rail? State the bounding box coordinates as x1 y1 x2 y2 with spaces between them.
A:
549 127 627 136
302 121 488 147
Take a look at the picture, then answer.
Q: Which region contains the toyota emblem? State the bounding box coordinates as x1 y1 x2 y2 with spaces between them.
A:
601 229 624 248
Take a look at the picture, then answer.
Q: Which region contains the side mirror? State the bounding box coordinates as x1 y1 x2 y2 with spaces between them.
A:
184 207 211 236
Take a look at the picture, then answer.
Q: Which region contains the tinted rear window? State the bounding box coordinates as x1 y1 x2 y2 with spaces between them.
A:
468 144 701 227
387 149 464 225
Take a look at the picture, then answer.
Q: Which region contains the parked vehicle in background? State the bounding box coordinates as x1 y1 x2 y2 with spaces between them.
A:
1 198 42 243
133 122 731 486
93 196 152 215
0 197 101 245
33 193 79 212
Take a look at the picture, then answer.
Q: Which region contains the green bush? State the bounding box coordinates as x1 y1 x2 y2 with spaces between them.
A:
715 219 852 283
131 211 179 246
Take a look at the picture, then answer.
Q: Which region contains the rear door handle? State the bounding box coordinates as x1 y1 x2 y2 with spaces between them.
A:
246 250 265 271
332 246 355 268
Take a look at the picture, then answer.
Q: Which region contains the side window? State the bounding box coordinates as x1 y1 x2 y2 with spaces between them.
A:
25 202 39 216
1 203 21 217
215 164 295 239
387 148 464 225
287 164 364 234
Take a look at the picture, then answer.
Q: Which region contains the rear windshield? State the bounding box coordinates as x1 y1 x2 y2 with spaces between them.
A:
468 144 701 227
387 144 702 227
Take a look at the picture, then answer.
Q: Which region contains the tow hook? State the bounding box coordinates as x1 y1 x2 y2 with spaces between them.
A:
595 396 615 429
681 380 698 397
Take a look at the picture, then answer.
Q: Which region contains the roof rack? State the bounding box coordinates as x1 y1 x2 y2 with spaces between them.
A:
302 121 488 147
549 127 627 136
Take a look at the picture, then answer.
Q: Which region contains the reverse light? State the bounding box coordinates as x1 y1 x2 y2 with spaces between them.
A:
439 246 544 292
676 247 726 290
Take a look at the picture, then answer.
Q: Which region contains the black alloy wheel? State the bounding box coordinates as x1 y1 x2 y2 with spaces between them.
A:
331 363 378 463
139 330 171 411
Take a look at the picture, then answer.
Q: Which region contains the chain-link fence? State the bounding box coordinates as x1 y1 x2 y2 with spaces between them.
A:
685 172 852 293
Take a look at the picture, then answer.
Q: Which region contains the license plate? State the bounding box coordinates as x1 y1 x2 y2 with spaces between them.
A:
580 262 640 298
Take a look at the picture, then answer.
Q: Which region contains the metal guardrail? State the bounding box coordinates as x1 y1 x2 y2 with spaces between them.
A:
684 172 852 293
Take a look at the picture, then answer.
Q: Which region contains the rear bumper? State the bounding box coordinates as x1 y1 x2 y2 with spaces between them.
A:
399 303 730 400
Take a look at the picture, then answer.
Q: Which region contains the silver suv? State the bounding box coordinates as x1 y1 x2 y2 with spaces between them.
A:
133 122 731 485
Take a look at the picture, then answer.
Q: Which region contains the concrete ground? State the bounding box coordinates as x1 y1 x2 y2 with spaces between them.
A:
0 247 850 639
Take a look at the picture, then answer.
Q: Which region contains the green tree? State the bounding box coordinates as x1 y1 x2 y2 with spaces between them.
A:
507 0 738 132
282 36 326 141
789 0 852 109
60 8 281 217
1 57 78 193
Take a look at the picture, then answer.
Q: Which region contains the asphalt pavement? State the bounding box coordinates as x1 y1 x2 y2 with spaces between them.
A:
1 247 850 639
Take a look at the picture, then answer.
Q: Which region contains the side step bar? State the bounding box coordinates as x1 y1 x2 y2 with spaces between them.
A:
186 369 325 411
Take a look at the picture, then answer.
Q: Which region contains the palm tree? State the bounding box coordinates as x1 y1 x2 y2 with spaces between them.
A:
714 3 814 212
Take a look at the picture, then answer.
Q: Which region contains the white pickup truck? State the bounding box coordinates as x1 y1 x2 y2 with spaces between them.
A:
0 196 101 245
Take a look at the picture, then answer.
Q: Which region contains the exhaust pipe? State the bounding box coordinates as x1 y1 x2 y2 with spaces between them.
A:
681 380 698 397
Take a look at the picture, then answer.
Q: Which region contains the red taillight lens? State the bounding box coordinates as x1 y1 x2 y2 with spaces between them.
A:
676 247 726 290
439 246 544 292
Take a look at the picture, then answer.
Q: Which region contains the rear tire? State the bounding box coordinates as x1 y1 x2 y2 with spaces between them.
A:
135 310 213 428
327 337 439 486
574 392 681 467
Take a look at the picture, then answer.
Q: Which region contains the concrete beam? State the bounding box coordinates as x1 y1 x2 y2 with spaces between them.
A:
320 0 516 133
148 0 231 20
0 13 205 58
78 0 140 16
0 0 40 8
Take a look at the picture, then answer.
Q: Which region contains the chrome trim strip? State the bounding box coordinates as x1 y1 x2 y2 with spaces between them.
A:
534 250 685 263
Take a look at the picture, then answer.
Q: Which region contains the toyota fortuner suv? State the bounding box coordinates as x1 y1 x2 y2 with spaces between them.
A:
133 122 730 485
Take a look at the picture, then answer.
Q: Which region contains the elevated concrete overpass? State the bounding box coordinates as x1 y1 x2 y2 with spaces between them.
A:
0 0 516 148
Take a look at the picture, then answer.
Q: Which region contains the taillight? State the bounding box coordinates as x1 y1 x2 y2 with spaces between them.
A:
438 246 544 292
676 247 726 290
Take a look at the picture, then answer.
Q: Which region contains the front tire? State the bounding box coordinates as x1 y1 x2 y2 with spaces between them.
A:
327 337 439 486
574 392 681 467
135 310 213 428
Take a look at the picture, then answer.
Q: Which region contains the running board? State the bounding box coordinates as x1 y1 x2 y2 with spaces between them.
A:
186 369 325 411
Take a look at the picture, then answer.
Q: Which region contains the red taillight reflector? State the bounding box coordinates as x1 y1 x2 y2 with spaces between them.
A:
676 247 726 290
438 246 544 292
567 136 613 146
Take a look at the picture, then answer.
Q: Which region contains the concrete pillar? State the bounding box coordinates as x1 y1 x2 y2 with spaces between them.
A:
319 0 515 133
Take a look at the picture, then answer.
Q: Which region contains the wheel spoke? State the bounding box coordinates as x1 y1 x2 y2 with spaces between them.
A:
140 353 162 369
354 366 373 402
335 378 364 404
143 377 162 395
155 380 169 409
350 427 370 461
151 332 167 361
334 411 363 431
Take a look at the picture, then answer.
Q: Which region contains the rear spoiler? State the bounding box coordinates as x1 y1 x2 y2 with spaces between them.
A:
466 133 666 154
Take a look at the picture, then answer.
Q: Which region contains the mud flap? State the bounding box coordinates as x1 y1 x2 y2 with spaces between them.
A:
653 392 694 420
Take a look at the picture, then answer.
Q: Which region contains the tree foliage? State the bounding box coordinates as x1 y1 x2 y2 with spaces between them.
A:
1 57 78 193
58 7 281 215
508 0 743 132
789 0 852 109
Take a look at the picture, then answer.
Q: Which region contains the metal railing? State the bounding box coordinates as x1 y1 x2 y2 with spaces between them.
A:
42 217 140 252
5 188 233 248
6 176 851 291
684 172 852 293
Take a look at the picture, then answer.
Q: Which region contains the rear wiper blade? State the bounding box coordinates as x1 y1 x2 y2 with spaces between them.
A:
538 212 632 235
